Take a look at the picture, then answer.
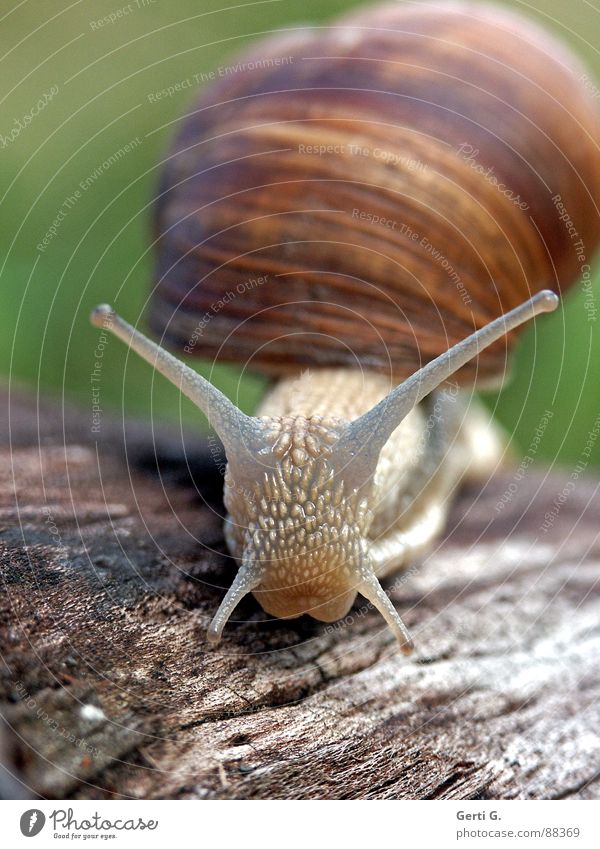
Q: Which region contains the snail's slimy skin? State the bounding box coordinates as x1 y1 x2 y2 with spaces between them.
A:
224 415 370 623
223 369 503 634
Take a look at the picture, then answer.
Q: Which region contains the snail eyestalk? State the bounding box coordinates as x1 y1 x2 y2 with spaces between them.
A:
89 304 263 453
336 290 559 487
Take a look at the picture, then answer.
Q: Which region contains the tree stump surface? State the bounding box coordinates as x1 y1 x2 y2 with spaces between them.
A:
1 386 599 800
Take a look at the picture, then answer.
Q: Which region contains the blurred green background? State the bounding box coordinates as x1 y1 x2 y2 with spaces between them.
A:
1 0 599 466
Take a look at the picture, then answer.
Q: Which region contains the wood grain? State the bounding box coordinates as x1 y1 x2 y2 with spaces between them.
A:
1 386 599 799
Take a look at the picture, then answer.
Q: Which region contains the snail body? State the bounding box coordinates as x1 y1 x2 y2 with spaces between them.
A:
92 2 600 649
223 369 492 646
91 293 557 651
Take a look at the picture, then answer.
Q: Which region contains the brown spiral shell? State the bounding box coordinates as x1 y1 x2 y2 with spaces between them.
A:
151 1 600 382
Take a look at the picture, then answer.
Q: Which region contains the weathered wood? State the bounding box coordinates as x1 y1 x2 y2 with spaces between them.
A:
1 386 599 800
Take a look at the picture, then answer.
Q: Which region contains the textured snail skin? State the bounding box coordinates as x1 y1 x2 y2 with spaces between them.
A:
152 1 600 383
223 370 490 643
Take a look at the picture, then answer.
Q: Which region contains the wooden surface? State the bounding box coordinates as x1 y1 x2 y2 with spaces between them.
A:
1 386 599 800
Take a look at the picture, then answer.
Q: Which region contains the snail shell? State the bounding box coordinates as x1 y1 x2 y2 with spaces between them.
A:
150 1 600 382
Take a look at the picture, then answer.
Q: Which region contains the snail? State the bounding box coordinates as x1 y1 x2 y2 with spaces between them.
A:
91 2 600 652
